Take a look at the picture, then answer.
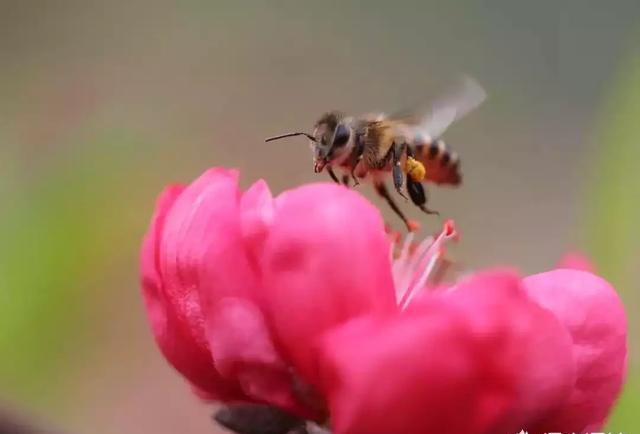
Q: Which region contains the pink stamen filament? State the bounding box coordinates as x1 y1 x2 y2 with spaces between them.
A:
396 220 457 310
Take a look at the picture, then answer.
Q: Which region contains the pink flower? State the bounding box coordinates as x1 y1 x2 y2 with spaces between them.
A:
140 168 396 417
141 167 627 434
312 226 627 434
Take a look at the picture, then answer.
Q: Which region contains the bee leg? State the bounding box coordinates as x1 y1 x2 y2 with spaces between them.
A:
327 167 340 184
348 147 363 187
392 142 408 200
374 181 413 231
350 168 360 186
341 174 350 187
407 177 440 216
392 165 406 198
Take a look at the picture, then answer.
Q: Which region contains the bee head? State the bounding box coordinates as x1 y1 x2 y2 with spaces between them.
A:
312 111 352 172
264 111 352 174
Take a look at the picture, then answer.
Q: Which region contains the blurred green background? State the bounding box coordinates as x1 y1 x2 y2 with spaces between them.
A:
0 1 638 433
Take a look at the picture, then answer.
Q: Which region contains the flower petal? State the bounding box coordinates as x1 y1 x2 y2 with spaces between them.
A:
168 169 297 410
445 269 575 432
317 270 575 434
208 297 285 376
207 297 308 415
260 183 397 384
556 252 595 273
240 179 275 264
159 169 270 368
161 168 255 313
159 168 277 401
318 304 510 434
141 185 184 299
523 269 628 433
141 184 242 399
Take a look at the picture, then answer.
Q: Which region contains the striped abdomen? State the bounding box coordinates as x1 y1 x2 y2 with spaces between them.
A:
413 139 462 186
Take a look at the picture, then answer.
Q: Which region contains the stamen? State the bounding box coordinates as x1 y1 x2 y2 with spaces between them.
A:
398 232 415 267
400 250 441 309
394 233 433 301
394 220 458 310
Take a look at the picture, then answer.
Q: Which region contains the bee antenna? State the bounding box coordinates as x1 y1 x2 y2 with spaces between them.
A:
265 132 317 143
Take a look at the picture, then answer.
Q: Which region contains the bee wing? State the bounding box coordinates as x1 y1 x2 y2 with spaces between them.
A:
356 76 485 140
389 75 487 140
417 75 486 139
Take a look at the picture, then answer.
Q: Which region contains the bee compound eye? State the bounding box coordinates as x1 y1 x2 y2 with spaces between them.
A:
332 124 350 147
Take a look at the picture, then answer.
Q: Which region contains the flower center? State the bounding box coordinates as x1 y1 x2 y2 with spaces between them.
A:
392 220 458 310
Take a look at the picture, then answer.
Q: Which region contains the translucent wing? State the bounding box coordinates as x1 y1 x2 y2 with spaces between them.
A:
417 75 486 139
390 75 487 140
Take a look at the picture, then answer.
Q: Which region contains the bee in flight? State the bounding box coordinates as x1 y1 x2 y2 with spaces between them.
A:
265 76 486 231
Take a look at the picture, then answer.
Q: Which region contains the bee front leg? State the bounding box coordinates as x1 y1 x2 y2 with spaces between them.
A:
406 177 440 216
392 142 408 200
348 142 364 187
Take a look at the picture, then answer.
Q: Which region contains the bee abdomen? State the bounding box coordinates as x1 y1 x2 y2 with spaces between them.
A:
448 151 460 168
416 139 456 167
413 139 461 185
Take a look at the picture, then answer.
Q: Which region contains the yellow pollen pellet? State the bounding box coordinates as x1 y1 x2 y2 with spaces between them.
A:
406 157 426 182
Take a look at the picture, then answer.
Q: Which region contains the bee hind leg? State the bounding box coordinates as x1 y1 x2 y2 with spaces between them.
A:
391 142 408 200
407 177 440 216
374 181 418 232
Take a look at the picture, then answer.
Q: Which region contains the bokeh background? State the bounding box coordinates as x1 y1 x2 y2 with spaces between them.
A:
0 1 638 433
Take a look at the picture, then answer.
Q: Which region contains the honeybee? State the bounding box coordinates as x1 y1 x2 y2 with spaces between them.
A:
265 76 486 231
